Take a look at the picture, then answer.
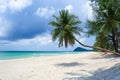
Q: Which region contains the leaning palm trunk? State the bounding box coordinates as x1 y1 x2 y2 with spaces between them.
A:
112 28 119 53
49 10 120 56
114 29 119 52
74 38 114 53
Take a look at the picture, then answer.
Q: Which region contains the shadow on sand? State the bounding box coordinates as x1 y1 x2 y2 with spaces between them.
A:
63 63 120 80
102 54 120 59
55 62 83 67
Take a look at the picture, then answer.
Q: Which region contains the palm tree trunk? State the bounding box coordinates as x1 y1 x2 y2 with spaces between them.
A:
74 38 113 53
112 31 117 52
115 29 119 52
112 28 119 53
115 34 119 52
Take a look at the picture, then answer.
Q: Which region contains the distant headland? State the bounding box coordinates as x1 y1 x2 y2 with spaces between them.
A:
73 47 92 52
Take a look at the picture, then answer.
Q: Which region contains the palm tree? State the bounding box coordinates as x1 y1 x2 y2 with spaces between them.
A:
49 10 82 47
49 9 111 52
93 33 114 51
87 0 120 53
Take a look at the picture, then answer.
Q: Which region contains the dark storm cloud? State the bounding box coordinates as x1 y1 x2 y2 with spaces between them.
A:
1 0 55 41
5 11 49 40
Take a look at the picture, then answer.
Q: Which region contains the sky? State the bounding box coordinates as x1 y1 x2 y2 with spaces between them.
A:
0 0 95 51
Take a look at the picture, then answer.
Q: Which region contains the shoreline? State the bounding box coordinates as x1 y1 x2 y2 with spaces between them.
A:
0 52 120 80
0 51 93 61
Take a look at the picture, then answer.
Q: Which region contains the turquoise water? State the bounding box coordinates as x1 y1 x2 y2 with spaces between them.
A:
0 51 85 60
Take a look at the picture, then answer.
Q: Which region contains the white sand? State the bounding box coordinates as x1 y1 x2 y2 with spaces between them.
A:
0 52 120 80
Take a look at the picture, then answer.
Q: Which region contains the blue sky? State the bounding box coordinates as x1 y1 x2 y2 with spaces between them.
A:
0 0 95 51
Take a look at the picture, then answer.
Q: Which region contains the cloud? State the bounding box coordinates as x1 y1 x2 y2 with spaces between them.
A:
0 0 92 42
36 34 52 45
0 8 51 41
0 33 52 50
30 33 52 45
85 1 93 20
10 32 52 46
0 0 8 13
0 0 32 13
0 0 95 51
65 5 73 13
0 5 7 13
8 0 32 12
0 40 11 44
35 7 55 18
80 1 93 20
0 17 11 37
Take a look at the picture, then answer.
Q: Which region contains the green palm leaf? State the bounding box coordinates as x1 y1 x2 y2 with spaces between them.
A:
49 9 82 47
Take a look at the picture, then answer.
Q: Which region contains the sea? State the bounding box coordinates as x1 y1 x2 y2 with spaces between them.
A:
0 51 88 60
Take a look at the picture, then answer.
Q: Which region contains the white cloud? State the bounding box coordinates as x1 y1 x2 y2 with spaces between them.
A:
0 5 7 13
0 17 11 37
86 1 93 20
0 0 32 13
8 0 32 12
65 5 73 13
12 33 52 46
35 7 55 18
0 40 12 44
0 0 8 13
81 1 93 20
0 33 53 50
34 33 52 45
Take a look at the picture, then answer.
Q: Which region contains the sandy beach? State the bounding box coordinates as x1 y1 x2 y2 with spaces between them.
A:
0 52 120 80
